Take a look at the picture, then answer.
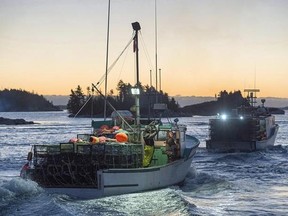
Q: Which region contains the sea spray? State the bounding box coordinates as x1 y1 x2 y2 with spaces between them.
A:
0 177 43 208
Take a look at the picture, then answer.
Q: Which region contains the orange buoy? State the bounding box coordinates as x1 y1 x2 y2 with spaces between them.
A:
98 136 106 143
89 136 100 143
115 132 128 143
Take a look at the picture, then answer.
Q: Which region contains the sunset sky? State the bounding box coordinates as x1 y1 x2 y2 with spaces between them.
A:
1 0 288 98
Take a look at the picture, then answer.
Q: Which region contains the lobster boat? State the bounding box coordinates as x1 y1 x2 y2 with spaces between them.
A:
20 22 200 199
206 89 279 152
20 115 199 199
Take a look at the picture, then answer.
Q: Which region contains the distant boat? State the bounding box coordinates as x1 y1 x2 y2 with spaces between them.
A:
20 22 200 199
206 89 279 152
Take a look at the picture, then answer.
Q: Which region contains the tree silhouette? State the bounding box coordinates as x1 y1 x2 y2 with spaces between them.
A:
67 80 179 117
67 85 85 115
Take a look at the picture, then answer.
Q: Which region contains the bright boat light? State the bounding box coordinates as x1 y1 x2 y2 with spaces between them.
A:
221 114 227 120
240 116 244 120
131 88 140 95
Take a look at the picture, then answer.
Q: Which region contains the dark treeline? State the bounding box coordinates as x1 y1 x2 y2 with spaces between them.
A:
2 88 281 116
67 80 179 117
180 90 250 116
0 89 60 112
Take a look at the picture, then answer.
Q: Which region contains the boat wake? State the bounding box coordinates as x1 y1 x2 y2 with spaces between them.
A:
0 177 42 210
1 178 41 200
181 170 231 194
53 188 192 216
177 170 232 215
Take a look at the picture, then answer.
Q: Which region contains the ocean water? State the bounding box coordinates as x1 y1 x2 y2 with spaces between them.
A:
0 111 287 216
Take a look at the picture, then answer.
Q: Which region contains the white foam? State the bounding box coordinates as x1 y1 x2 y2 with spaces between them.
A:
0 177 43 205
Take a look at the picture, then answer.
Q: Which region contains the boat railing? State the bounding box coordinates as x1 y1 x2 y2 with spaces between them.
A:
32 142 143 169
30 142 144 188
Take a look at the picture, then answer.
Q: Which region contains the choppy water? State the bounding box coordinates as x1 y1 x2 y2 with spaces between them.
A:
0 111 287 216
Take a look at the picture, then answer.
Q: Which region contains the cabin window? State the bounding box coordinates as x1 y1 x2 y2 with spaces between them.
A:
157 130 168 141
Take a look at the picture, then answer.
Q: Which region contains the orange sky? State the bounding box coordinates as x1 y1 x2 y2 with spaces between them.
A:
1 0 288 98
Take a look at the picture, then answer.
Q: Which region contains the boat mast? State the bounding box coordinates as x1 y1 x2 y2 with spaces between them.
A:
132 22 141 126
104 0 111 120
155 0 158 103
159 68 161 91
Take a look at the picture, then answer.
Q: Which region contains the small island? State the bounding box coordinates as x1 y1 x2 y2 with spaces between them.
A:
0 89 61 112
180 90 285 116
0 117 34 125
0 88 61 125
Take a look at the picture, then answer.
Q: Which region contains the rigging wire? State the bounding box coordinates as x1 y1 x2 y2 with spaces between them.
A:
72 34 134 119
139 32 154 74
96 35 134 87
116 43 131 84
73 95 93 119
72 30 156 118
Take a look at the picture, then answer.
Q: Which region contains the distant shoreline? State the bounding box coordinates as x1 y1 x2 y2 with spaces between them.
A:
44 95 288 108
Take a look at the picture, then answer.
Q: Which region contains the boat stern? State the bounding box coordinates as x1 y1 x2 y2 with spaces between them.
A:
206 140 256 152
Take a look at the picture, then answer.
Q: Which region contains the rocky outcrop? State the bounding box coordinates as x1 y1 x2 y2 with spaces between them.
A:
0 117 34 125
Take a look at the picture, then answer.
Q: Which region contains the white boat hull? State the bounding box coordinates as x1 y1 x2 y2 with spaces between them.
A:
256 124 279 150
102 155 195 197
